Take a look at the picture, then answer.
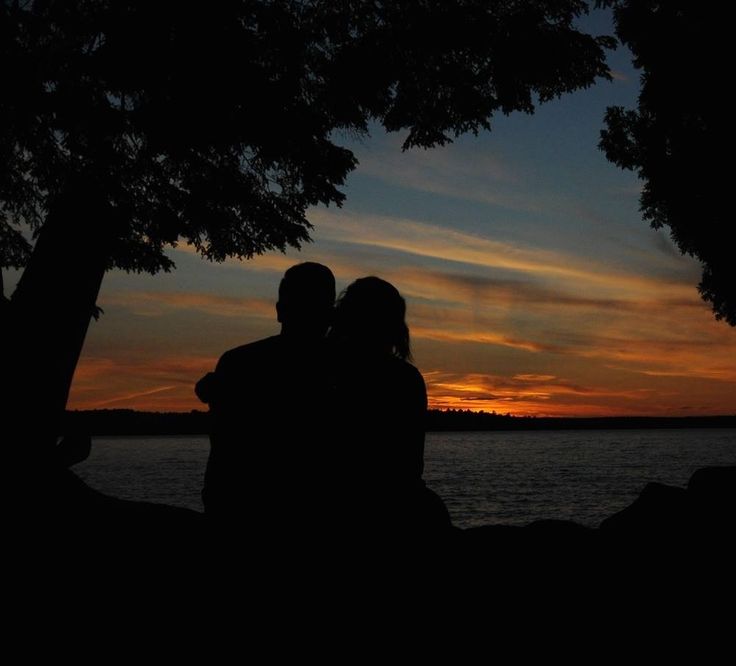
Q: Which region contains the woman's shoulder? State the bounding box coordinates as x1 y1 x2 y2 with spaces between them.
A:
331 349 425 388
383 356 426 389
400 358 424 379
387 359 427 412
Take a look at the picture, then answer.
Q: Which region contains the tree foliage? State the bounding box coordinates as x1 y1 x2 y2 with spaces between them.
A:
600 0 734 324
1 0 612 275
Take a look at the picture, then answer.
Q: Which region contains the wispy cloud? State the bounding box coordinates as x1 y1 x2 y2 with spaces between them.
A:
355 136 535 212
69 354 218 411
306 209 696 299
90 385 178 408
171 206 697 307
514 374 557 382
400 267 700 313
610 69 630 82
413 326 561 354
106 291 275 319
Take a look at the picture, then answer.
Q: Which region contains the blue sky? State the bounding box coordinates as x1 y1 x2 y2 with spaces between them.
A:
10 6 735 416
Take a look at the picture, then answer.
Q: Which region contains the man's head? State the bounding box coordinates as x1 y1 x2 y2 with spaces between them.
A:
276 262 336 339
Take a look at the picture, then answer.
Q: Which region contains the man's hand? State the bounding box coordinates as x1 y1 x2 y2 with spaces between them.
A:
195 372 218 404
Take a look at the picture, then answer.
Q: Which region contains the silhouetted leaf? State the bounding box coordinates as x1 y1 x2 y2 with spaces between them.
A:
600 0 734 324
1 0 612 274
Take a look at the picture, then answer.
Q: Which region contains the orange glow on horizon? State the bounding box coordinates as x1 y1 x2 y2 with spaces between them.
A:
66 352 736 417
422 369 736 418
425 395 633 418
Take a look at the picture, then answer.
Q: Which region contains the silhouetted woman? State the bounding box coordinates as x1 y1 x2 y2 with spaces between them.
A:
328 276 451 538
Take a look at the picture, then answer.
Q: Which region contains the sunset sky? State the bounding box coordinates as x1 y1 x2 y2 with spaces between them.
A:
10 10 736 417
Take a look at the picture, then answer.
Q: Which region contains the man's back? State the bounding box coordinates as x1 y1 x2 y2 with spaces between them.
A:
200 334 331 529
196 261 336 534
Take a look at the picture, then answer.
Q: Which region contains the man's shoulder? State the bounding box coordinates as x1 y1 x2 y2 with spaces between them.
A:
216 335 282 372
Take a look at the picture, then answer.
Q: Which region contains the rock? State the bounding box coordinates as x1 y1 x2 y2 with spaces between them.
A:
685 466 736 548
599 482 689 534
53 434 92 467
18 465 205 564
596 465 735 562
687 466 736 514
526 519 592 533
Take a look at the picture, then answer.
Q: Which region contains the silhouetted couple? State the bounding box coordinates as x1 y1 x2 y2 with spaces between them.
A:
196 262 451 543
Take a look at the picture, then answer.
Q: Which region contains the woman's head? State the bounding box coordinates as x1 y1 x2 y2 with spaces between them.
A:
331 276 411 360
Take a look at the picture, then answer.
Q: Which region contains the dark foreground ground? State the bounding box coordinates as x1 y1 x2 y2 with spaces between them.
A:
9 444 735 650
9 425 734 647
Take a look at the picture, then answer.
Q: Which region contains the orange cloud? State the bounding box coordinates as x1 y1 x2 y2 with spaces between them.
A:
412 326 559 354
69 354 217 411
423 370 680 417
306 209 696 300
514 374 557 382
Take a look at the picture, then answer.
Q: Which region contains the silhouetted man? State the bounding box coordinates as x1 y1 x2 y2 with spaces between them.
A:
195 262 336 532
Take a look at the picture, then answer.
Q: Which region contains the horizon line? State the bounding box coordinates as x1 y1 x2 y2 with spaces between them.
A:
65 408 736 420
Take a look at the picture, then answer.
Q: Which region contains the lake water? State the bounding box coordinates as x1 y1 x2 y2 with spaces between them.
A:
74 429 736 529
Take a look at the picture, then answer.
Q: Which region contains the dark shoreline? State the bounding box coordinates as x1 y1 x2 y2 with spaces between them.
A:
62 409 736 437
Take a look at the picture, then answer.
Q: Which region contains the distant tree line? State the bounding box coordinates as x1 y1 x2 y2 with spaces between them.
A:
62 409 736 437
426 410 736 431
62 409 211 436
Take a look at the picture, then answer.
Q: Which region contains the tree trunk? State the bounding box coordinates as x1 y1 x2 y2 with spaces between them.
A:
4 183 114 467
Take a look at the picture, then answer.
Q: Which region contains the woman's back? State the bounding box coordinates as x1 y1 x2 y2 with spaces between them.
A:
331 350 426 488
327 277 450 536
